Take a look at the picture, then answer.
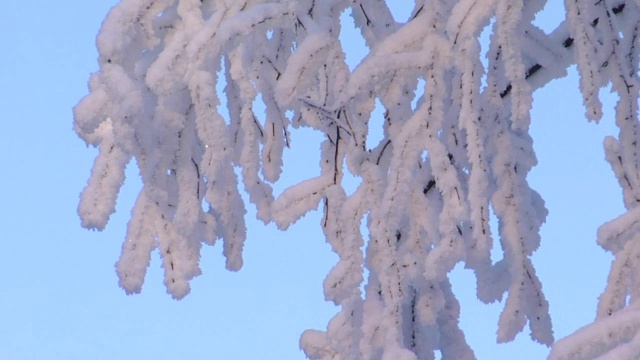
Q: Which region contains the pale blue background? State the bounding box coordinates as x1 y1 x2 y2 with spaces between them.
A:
0 1 622 359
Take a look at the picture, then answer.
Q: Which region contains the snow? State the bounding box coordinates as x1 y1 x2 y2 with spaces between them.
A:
76 0 640 358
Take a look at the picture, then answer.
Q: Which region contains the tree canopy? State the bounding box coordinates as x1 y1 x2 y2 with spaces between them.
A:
75 1 640 358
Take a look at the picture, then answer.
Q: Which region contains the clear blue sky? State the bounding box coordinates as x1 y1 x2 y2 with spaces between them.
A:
0 1 624 359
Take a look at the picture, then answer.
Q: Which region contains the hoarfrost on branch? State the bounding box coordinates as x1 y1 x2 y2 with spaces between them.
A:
75 0 640 358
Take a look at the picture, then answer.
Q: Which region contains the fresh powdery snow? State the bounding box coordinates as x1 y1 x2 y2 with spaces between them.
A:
75 0 640 359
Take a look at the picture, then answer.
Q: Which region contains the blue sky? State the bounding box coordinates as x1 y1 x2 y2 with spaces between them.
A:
0 1 625 359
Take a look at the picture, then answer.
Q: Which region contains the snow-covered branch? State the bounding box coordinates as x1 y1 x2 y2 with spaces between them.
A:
77 0 640 358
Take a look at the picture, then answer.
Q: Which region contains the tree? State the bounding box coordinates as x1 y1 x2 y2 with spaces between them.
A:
74 0 640 358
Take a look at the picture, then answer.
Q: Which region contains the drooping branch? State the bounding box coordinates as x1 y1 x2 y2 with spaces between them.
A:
500 2 627 98
77 1 640 359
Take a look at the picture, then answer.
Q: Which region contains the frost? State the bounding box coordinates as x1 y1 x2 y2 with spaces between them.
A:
76 0 640 358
